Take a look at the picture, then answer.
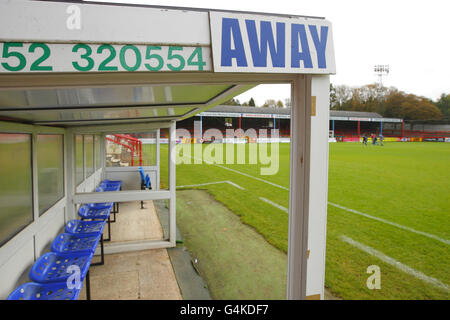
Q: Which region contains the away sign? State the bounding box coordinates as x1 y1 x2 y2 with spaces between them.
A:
210 12 336 74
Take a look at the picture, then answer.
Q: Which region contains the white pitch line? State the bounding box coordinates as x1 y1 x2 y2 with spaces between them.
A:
177 181 227 188
340 235 449 292
330 203 449 245
226 181 246 190
177 180 245 190
213 164 289 191
259 197 289 213
191 155 449 245
192 156 289 191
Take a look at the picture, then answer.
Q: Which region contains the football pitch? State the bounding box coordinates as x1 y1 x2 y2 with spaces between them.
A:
159 142 449 300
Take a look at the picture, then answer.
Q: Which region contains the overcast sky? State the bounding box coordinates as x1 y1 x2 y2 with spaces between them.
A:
89 0 450 105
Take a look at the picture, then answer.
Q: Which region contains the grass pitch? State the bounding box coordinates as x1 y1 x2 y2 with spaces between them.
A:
160 142 450 300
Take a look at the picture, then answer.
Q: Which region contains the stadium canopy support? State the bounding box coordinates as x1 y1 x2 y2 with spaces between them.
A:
0 0 335 300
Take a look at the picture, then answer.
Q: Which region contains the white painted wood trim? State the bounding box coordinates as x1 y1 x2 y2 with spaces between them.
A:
156 129 161 191
168 121 177 246
286 75 312 300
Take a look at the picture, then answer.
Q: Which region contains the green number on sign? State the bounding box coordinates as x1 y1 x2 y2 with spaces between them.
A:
29 43 52 71
144 46 163 71
97 44 118 71
72 44 94 71
1 42 26 71
187 47 206 71
119 45 141 71
167 46 185 71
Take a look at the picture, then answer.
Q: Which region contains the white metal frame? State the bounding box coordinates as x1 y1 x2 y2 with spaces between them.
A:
67 121 177 252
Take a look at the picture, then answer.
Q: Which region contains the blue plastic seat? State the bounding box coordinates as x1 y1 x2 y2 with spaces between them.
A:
78 205 112 241
98 180 121 218
88 202 114 210
145 174 151 188
139 167 151 209
102 179 122 184
89 200 117 223
78 204 111 220
101 185 121 191
65 220 106 235
7 282 82 300
65 219 107 265
51 233 101 254
138 167 146 184
99 180 122 191
29 251 93 284
100 180 121 189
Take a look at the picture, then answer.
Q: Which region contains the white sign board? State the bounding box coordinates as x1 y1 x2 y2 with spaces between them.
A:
199 112 241 118
210 12 335 74
273 114 291 119
242 113 272 118
199 112 291 119
0 42 211 73
380 118 403 123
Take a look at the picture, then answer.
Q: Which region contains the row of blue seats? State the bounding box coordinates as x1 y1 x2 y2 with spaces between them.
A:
7 180 122 300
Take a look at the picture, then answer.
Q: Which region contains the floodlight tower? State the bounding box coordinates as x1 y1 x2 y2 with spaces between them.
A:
374 64 389 87
374 65 389 136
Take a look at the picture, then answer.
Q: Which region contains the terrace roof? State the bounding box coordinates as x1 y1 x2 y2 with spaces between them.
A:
202 105 399 121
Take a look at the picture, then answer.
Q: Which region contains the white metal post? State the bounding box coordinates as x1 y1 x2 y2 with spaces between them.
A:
287 75 312 300
63 130 69 223
31 132 39 260
82 135 86 181
100 133 106 180
156 128 160 191
168 121 176 246
65 129 75 221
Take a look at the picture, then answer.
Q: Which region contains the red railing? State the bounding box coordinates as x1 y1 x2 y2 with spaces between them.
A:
106 134 143 166
382 129 450 139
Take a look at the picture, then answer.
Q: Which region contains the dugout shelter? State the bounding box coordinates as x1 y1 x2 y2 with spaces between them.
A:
0 0 336 300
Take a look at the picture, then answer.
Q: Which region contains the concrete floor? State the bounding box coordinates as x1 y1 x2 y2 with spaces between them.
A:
79 249 182 300
110 201 164 242
79 200 182 300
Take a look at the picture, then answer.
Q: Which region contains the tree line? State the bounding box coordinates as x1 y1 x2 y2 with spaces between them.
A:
222 84 449 121
330 84 449 121
223 97 291 108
